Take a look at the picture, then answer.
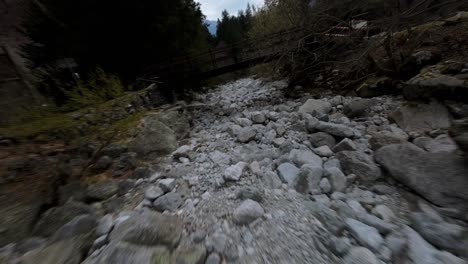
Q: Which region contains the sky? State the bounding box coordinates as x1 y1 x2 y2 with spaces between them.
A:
196 0 264 21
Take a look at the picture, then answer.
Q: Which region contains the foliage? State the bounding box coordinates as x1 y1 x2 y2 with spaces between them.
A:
63 68 126 110
216 4 255 45
21 0 211 104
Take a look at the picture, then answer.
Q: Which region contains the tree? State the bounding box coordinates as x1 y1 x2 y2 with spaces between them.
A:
21 0 210 104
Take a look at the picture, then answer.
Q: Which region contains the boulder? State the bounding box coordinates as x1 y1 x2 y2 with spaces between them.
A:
277 163 300 186
152 193 183 212
18 238 90 264
86 180 119 201
262 171 283 189
390 101 452 134
375 143 468 211
306 117 359 138
413 134 458 153
293 165 323 194
369 129 409 151
450 118 468 155
309 132 336 148
343 99 376 118
342 247 379 264
288 149 323 167
298 99 332 115
333 138 357 152
324 167 347 192
233 199 264 225
336 151 382 182
313 146 333 157
345 218 384 252
237 127 256 143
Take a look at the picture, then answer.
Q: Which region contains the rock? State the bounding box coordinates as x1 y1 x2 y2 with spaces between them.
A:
224 164 243 181
277 163 300 186
237 127 257 143
343 99 375 118
324 158 342 170
306 117 359 138
293 165 323 194
370 184 393 195
309 202 344 235
411 212 467 258
58 182 87 204
450 118 468 154
236 187 263 202
342 247 379 264
153 193 183 212
205 232 227 253
414 134 458 153
262 170 283 189
272 137 286 147
172 145 192 159
372 205 395 222
325 167 347 192
288 149 323 167
336 151 382 182
33 202 94 237
329 236 352 257
369 129 409 151
50 214 97 243
205 253 221 264
236 117 253 127
309 132 336 148
314 146 333 157
144 186 164 201
357 213 397 235
233 199 265 225
298 99 332 115
375 143 468 211
390 101 452 134
93 156 113 170
173 244 207 264
251 112 267 124
209 151 231 165
17 238 90 264
159 178 176 193
96 214 114 236
345 218 384 252
333 138 357 152
320 178 332 194
86 180 119 201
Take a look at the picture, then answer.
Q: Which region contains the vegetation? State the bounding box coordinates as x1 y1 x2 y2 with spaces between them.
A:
216 4 255 45
21 0 212 105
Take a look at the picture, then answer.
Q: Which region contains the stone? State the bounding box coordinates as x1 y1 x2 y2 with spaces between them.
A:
298 99 332 115
172 145 192 159
93 156 113 170
50 214 97 243
309 132 336 148
262 170 283 189
18 238 90 264
325 167 347 192
251 112 267 124
357 213 397 235
272 137 286 147
86 180 119 201
236 187 263 202
343 99 376 118
345 218 384 252
84 243 172 264
370 184 393 195
174 244 207 264
144 186 164 201
333 138 357 152
336 151 382 182
372 205 395 222
153 193 183 212
309 202 344 235
236 117 253 127
313 146 333 157
324 158 342 170
33 202 94 237
159 178 176 193
450 118 468 155
329 236 352 257
369 129 409 151
237 127 257 143
415 134 458 153
233 199 265 225
277 163 300 186
205 233 227 253
390 101 452 134
320 178 332 194
375 143 468 211
288 149 323 167
342 247 379 264
224 164 243 181
307 118 359 138
96 214 114 236
205 253 221 264
293 165 323 194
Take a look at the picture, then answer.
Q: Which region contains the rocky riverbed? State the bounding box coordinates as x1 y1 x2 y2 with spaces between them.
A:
1 77 468 264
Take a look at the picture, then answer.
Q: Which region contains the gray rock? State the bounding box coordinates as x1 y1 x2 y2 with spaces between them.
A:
333 138 357 152
314 146 333 157
345 218 384 252
233 199 265 225
298 99 332 115
50 214 97 243
357 213 397 235
370 184 393 195
450 118 468 155
370 129 409 150
237 127 257 143
153 193 183 212
206 253 221 264
277 162 300 186
236 187 263 202
293 165 323 194
329 236 352 257
309 202 344 235
288 149 323 167
172 145 192 159
309 132 336 148
336 151 382 182
144 186 164 201
251 112 267 124
33 202 94 237
372 205 395 222
390 100 452 134
343 247 379 264
158 178 176 193
174 244 207 264
205 233 227 253
262 170 283 189
414 134 458 153
18 238 91 264
86 180 119 201
375 143 468 211
320 178 332 194
324 158 342 170
236 117 253 127
343 99 376 118
224 164 243 181
96 214 114 236
307 118 359 138
325 167 347 192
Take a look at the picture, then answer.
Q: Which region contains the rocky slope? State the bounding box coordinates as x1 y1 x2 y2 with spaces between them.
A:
1 76 468 264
